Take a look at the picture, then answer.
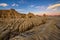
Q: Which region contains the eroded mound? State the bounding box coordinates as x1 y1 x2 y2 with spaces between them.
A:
0 17 60 40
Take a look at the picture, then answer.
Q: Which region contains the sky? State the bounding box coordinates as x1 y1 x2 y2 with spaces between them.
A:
0 0 60 15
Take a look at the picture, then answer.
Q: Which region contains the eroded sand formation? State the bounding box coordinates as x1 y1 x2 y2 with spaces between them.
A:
0 9 60 40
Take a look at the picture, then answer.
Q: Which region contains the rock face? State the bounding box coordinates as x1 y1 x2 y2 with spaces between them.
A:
0 9 21 18
0 9 60 40
26 12 35 18
0 9 35 18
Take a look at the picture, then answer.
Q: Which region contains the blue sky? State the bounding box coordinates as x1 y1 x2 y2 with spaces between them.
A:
0 0 60 15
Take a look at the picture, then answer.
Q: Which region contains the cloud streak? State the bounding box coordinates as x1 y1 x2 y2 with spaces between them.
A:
30 5 35 8
12 3 19 6
35 6 46 10
19 0 26 4
0 3 8 7
47 4 60 9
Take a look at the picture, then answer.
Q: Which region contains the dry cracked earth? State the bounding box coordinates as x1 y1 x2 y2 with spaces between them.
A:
0 16 60 40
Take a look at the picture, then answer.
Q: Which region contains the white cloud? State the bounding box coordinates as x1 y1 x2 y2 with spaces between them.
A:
0 3 8 7
12 3 19 6
35 6 40 8
47 4 60 9
19 0 26 4
16 9 27 13
16 9 25 11
30 5 35 7
32 5 60 15
35 6 46 10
